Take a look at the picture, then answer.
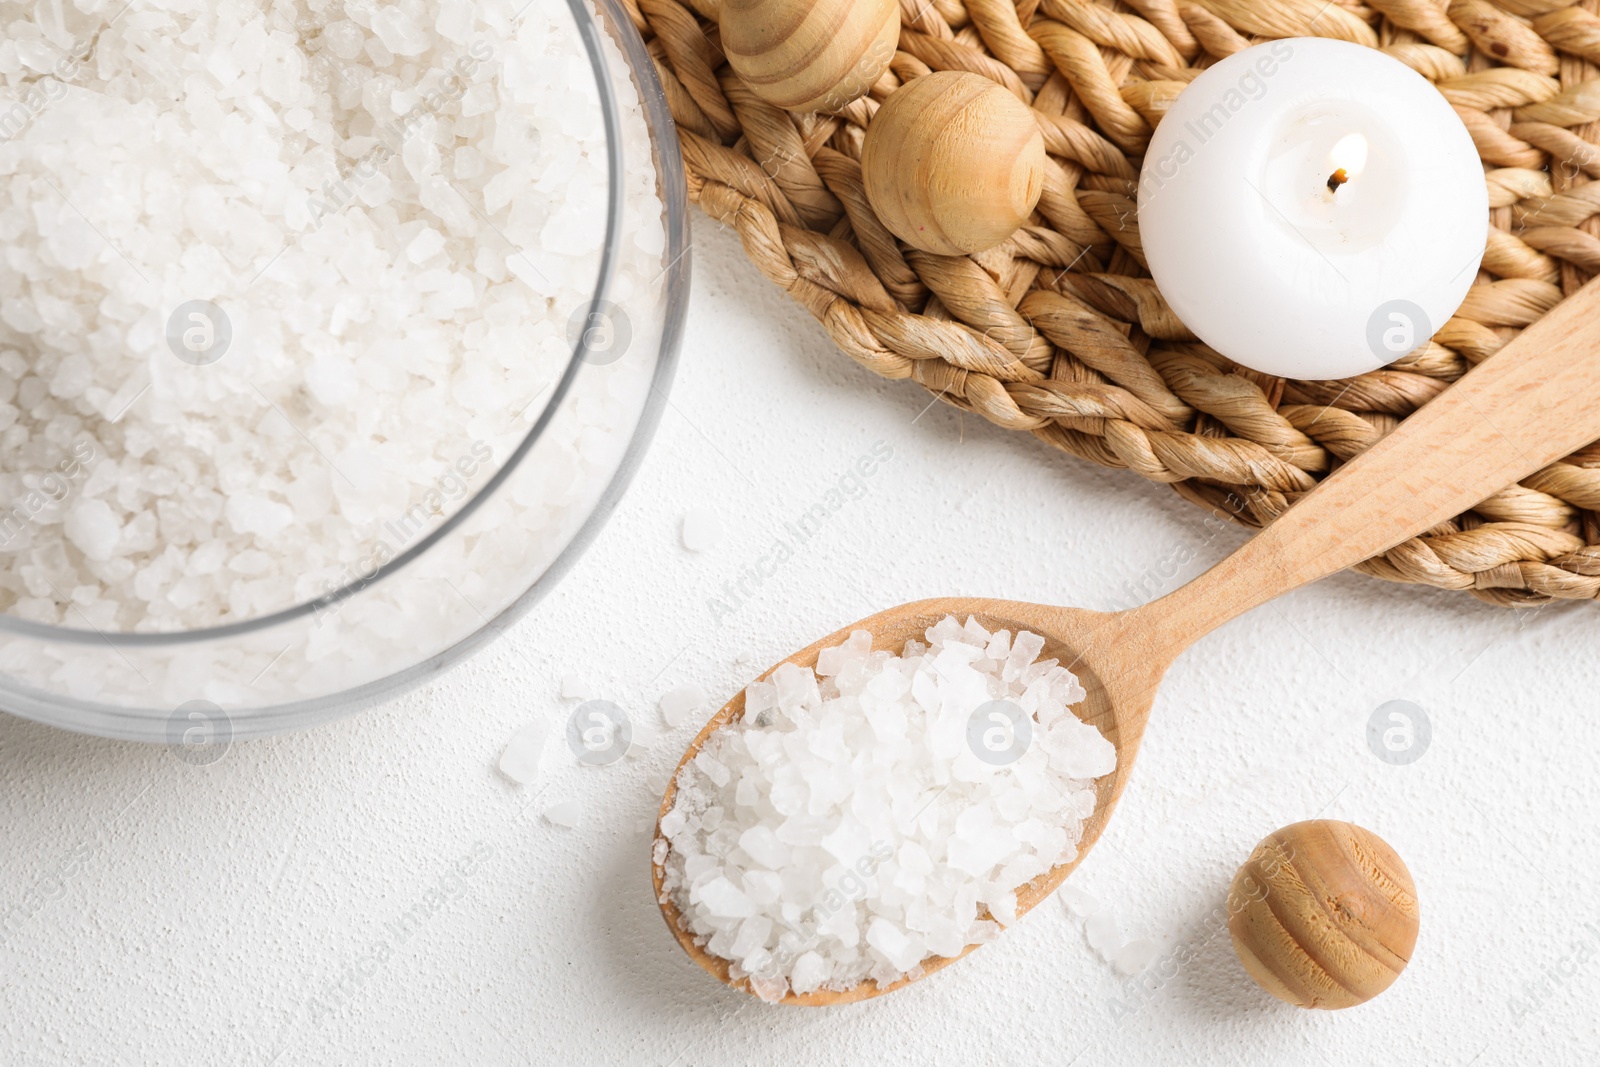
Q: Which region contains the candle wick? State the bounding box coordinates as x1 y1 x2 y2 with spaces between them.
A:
1326 168 1350 194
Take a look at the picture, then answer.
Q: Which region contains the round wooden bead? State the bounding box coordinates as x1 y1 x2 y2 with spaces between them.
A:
860 71 1046 256
1227 820 1419 1009
720 0 900 114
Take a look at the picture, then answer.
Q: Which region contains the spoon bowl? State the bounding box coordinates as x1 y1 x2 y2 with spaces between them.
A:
652 598 1169 1005
653 275 1600 1004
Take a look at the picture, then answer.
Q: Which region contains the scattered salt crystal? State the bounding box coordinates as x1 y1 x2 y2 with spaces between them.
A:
659 615 1116 995
542 801 581 828
680 508 723 552
1085 910 1121 960
497 718 550 785
1058 885 1101 918
658 683 707 727
1114 938 1158 976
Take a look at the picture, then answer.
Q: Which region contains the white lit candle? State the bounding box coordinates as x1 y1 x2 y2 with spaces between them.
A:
1138 38 1487 381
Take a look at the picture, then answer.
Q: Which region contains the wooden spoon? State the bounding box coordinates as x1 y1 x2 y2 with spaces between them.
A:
652 276 1600 1005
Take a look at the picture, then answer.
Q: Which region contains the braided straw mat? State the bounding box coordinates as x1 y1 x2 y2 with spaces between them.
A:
623 0 1600 606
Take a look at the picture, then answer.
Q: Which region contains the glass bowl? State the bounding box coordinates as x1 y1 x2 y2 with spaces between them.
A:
0 0 688 741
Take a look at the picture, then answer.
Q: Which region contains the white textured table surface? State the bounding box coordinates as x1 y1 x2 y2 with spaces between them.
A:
3 222 1599 1066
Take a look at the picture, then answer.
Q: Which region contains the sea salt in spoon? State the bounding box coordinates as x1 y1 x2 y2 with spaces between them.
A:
654 277 1600 1005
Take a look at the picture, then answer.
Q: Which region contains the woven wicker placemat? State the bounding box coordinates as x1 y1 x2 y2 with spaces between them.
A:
623 0 1600 606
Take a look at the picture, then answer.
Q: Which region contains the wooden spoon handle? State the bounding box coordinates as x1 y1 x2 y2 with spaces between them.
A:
1147 275 1600 652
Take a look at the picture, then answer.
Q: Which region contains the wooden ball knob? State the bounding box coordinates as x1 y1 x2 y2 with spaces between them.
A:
721 0 899 114
861 71 1045 256
1228 820 1419 1009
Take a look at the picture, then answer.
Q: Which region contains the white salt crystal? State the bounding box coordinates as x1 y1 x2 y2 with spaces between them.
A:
1114 938 1158 976
1058 884 1101 918
370 7 432 54
694 751 731 788
658 683 707 727
817 630 872 676
969 920 1003 945
743 680 776 717
658 615 1116 994
747 972 789 1003
744 869 783 904
1085 911 1121 960
771 662 819 710
1053 729 1118 779
738 825 788 869
405 227 446 264
225 493 296 538
680 508 723 552
866 918 924 974
1070 790 1098 819
542 801 581 829
927 616 965 646
696 876 756 919
1005 631 1046 681
323 20 366 59
497 718 549 785
790 951 829 995
560 674 592 701
63 500 121 562
730 916 772 962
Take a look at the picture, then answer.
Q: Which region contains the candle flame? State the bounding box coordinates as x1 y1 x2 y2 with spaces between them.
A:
1330 133 1369 179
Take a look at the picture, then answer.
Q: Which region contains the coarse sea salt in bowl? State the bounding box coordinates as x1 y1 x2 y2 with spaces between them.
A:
0 0 687 740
